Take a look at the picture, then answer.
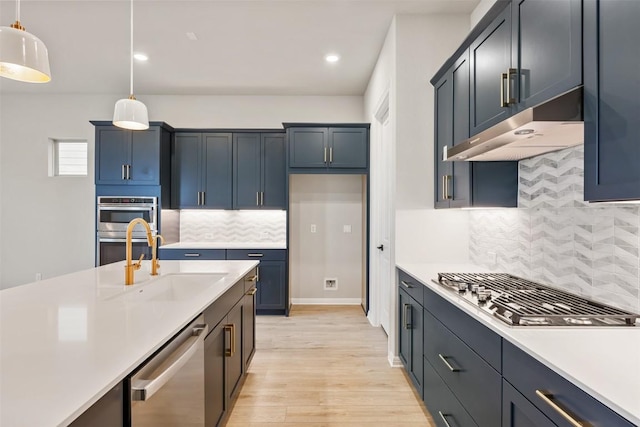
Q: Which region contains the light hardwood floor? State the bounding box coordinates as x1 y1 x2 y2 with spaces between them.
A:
226 305 435 426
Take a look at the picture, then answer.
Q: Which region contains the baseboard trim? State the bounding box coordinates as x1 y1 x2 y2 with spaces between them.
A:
291 298 362 305
388 352 402 367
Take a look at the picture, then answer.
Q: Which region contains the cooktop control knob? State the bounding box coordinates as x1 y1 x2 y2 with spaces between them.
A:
457 282 468 292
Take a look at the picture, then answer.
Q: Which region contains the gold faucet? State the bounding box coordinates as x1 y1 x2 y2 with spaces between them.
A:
125 218 163 285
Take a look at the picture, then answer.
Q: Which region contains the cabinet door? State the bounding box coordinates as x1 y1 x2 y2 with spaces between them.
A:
95 128 129 185
242 288 256 370
409 298 423 396
584 0 640 201
261 133 286 209
512 0 581 111
450 52 471 208
226 303 244 401
502 380 556 427
205 322 227 427
203 133 233 209
173 133 203 208
434 73 453 208
256 261 286 310
470 4 513 135
68 382 123 427
328 128 368 169
233 133 261 209
398 289 422 396
288 128 328 168
129 127 160 185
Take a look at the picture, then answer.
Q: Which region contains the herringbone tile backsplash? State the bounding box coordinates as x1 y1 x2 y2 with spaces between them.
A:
180 210 286 243
469 146 640 312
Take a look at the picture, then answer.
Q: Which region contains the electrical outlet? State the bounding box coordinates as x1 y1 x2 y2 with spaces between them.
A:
310 224 317 233
488 251 497 264
260 232 269 240
204 233 214 240
343 225 352 233
35 273 42 281
324 278 338 290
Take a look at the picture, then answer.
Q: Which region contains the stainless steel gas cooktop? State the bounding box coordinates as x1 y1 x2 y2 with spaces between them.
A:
434 273 639 327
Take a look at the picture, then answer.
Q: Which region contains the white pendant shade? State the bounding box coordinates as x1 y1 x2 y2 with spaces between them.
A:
0 25 51 83
113 97 149 130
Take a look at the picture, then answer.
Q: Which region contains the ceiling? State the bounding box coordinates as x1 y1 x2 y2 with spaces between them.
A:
0 0 478 96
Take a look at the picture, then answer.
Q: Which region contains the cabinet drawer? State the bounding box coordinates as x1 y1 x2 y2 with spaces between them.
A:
398 269 423 306
158 248 226 260
423 356 478 427
423 309 501 427
503 341 635 427
226 249 286 261
423 286 501 371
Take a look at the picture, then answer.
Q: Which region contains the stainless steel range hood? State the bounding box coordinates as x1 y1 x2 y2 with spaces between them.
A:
446 87 583 162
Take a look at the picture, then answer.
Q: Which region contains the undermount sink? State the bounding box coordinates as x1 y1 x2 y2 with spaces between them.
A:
101 273 227 302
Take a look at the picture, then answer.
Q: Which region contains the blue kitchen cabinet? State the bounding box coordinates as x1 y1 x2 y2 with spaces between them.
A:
503 340 636 427
226 249 287 314
398 286 423 397
434 51 518 209
470 4 513 135
93 122 172 186
233 132 286 209
502 380 555 427
511 0 582 111
287 125 368 171
584 0 640 202
172 132 232 209
158 248 226 260
469 0 581 134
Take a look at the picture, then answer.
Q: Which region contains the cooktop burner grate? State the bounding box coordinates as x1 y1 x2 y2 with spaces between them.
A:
437 273 639 326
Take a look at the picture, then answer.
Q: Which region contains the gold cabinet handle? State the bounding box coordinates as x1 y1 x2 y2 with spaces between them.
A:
224 324 236 357
501 71 508 107
403 303 411 329
507 67 516 105
246 287 257 296
246 275 258 282
438 354 460 372
438 412 453 427
535 390 585 427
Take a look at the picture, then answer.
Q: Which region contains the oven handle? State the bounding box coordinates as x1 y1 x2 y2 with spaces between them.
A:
131 323 208 401
98 206 156 212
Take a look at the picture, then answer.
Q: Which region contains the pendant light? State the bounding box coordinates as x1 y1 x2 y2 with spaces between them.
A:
0 0 51 83
113 0 149 130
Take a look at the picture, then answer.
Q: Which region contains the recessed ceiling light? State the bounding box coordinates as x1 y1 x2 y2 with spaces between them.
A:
186 32 198 41
325 54 340 63
133 53 148 61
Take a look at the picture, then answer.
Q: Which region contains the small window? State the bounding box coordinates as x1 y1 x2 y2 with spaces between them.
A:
50 140 88 176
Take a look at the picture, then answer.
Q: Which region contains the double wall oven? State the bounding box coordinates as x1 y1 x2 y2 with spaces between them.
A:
96 197 158 266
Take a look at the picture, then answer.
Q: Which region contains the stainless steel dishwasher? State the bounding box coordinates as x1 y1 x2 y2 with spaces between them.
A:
130 315 208 426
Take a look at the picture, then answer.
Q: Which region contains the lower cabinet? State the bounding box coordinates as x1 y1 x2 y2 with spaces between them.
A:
68 382 124 427
397 267 636 427
398 287 423 397
502 380 555 427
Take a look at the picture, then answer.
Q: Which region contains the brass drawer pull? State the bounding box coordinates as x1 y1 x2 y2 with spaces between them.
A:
224 324 236 357
246 287 257 296
438 354 460 372
535 390 585 427
246 275 258 282
403 303 411 329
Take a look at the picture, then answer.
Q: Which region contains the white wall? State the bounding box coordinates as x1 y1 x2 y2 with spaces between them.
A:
288 174 364 303
0 94 363 289
471 0 498 28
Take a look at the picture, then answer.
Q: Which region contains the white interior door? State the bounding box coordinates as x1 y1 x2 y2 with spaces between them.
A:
370 93 392 334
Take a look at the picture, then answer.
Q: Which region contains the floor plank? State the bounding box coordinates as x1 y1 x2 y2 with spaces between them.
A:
226 305 434 426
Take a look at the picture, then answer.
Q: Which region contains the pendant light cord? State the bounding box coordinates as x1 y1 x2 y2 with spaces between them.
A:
130 0 134 96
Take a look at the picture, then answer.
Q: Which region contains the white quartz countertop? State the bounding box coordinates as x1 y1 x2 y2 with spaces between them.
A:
0 259 258 427
397 262 640 426
161 241 287 250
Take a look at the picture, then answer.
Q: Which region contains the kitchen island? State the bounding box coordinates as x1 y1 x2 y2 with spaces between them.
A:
398 263 640 426
0 259 258 427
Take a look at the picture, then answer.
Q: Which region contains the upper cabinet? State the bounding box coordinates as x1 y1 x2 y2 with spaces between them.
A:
436 50 518 209
233 133 286 209
469 0 582 135
93 122 172 186
287 125 369 171
584 0 640 202
172 132 233 209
